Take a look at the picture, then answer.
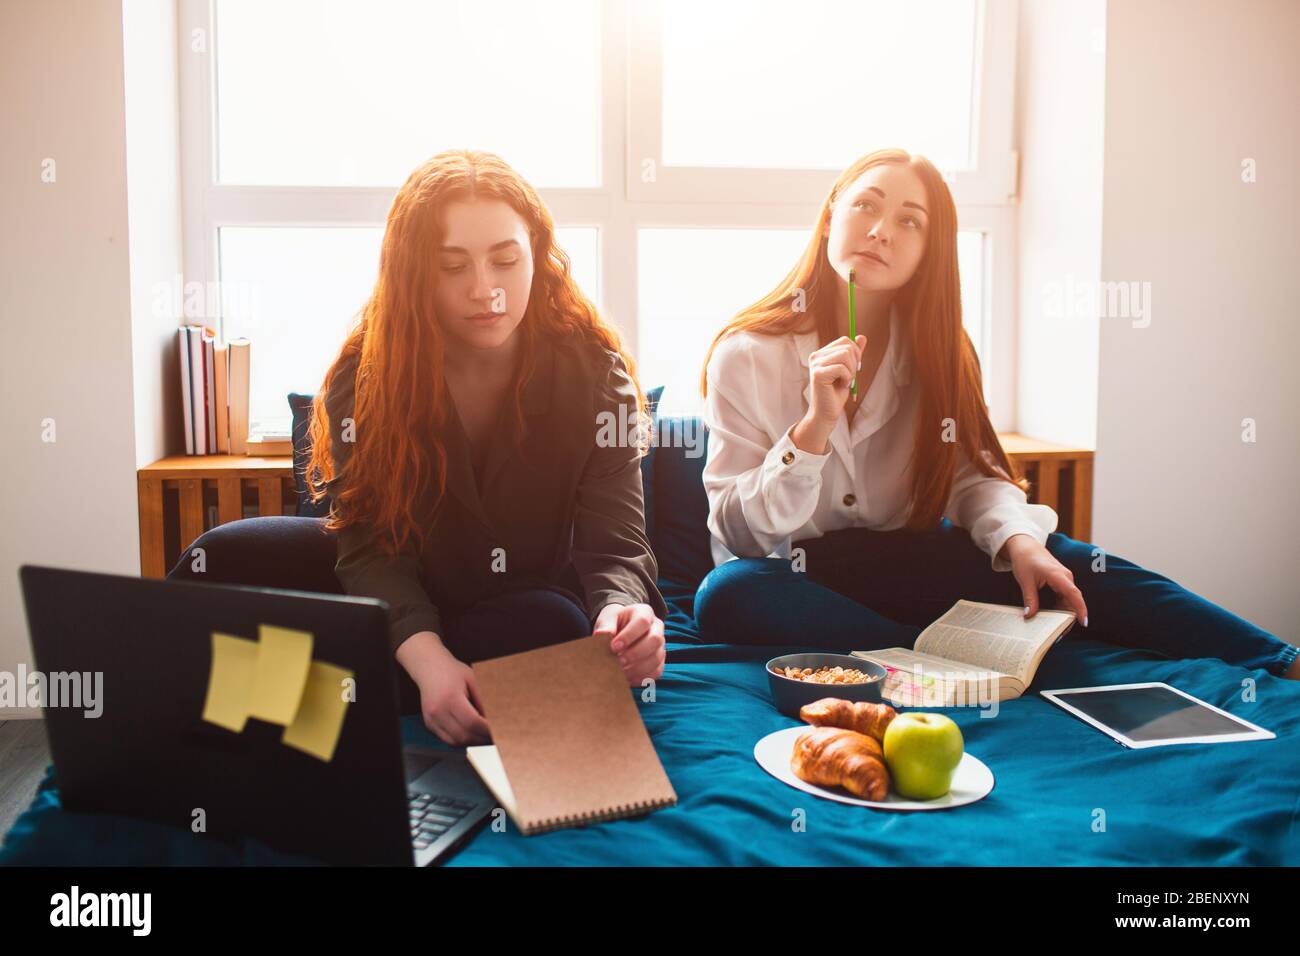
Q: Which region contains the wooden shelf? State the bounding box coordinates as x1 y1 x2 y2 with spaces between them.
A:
139 453 294 478
997 432 1093 459
138 454 297 579
996 432 1094 544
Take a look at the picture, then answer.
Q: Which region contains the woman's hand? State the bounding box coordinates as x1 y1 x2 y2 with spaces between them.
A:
1001 534 1089 626
592 602 666 685
791 335 867 454
805 335 867 427
396 631 491 747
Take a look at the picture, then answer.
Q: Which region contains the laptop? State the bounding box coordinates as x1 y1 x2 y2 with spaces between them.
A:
18 564 494 866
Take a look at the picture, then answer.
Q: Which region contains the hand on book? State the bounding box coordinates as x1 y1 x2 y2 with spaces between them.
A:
593 602 666 686
398 633 491 747
1001 534 1089 626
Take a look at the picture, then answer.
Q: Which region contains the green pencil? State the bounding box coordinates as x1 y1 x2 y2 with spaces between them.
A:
848 267 857 397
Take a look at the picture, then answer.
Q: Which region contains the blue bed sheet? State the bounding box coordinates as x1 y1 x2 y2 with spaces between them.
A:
3 638 1297 866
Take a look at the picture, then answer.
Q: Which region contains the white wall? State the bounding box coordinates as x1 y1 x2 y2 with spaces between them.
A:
125 0 184 470
1 0 183 717
1014 0 1106 450
1094 0 1300 641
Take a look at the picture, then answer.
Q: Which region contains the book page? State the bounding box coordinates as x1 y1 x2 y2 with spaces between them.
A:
851 648 1007 707
465 745 519 823
916 602 1073 680
853 647 993 675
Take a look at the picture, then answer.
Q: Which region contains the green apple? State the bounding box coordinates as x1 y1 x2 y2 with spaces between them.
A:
882 712 965 800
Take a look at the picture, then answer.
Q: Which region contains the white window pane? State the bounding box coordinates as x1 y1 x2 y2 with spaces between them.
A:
219 227 383 432
556 227 601 311
637 228 987 417
638 229 810 416
215 0 601 187
219 226 599 430
661 0 978 171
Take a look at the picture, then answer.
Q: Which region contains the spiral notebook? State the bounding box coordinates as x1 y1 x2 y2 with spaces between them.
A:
465 635 676 835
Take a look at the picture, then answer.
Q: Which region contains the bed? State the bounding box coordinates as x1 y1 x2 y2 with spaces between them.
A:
3 406 1296 866
3 634 1297 866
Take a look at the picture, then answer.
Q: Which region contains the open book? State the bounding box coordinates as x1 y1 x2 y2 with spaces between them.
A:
851 600 1076 707
465 636 676 835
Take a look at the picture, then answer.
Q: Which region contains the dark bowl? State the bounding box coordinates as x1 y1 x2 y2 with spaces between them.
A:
765 653 889 717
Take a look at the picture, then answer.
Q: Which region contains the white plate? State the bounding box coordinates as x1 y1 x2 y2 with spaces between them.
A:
753 725 995 811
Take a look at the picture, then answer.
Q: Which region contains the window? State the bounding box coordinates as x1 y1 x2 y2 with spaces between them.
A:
215 0 601 188
659 0 979 172
638 228 810 415
180 0 1018 431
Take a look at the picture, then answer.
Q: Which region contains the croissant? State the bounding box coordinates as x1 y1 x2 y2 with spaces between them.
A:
790 727 891 801
800 698 897 741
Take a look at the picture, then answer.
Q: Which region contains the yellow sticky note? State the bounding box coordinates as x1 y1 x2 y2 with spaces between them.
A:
247 624 314 725
281 661 354 762
202 633 258 732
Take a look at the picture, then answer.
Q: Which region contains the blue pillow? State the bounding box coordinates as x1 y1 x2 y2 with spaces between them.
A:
647 415 714 590
637 385 715 585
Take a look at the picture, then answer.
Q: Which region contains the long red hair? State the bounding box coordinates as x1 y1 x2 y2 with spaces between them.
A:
699 148 1027 530
306 149 645 557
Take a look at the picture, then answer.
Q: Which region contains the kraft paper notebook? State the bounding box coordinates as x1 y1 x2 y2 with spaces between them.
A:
466 636 677 835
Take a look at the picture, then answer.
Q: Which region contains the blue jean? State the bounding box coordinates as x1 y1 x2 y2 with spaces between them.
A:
694 522 1299 678
167 516 593 713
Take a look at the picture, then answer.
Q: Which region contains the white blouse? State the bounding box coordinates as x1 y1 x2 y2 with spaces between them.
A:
701 305 1057 572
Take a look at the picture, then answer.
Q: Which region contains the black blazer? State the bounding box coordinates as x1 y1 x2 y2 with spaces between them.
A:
324 333 666 654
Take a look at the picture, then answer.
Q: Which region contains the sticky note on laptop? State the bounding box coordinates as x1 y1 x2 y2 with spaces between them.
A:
246 624 313 724
202 623 352 762
281 661 354 763
202 633 259 732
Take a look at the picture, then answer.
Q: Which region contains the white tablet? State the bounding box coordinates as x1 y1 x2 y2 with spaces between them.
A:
1039 682 1275 749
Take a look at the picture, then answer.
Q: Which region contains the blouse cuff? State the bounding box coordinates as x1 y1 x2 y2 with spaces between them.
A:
985 514 1055 573
764 424 832 479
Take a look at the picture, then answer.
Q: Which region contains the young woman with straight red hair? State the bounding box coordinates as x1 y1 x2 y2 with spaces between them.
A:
694 148 1299 679
304 150 668 745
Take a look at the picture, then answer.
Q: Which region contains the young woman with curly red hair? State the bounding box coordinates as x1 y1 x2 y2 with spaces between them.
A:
305 150 667 745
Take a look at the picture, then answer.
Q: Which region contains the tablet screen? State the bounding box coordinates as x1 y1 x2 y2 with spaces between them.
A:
1050 685 1261 744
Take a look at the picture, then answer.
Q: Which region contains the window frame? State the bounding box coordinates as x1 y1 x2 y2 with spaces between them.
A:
178 0 1018 431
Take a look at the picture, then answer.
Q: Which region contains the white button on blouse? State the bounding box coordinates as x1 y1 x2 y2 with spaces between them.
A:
701 305 1057 572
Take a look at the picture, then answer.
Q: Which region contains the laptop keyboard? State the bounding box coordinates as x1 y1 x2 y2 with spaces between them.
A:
408 791 476 850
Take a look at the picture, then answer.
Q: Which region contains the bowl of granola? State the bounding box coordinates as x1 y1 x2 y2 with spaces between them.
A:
765 653 888 716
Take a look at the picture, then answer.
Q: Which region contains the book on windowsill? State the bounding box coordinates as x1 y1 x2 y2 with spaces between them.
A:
226 338 251 454
244 430 292 456
244 414 292 456
176 329 253 455
851 600 1077 707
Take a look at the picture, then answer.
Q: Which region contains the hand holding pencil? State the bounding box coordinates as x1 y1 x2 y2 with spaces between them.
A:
799 332 867 433
791 266 866 449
